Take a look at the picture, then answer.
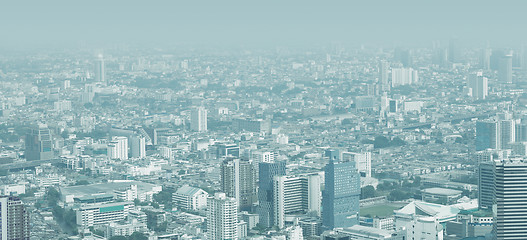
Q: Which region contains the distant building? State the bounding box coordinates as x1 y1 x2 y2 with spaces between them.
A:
76 201 133 227
108 136 128 160
322 159 360 229
95 54 105 84
391 68 418 87
476 121 499 151
207 193 239 240
172 185 208 211
0 196 30 240
130 136 146 158
341 152 372 177
498 53 513 83
478 161 496 210
233 118 271 134
467 72 488 100
25 124 53 161
191 107 207 132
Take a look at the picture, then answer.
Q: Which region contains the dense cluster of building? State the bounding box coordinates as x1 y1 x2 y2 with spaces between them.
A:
1 40 527 240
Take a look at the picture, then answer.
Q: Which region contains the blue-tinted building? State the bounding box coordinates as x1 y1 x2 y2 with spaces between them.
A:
476 121 498 151
322 159 360 229
257 161 286 228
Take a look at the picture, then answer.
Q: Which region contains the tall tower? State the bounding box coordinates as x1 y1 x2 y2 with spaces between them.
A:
322 159 360 230
478 161 495 210
476 121 500 151
95 54 105 84
499 53 513 83
191 107 207 132
257 161 286 228
494 159 527 239
467 72 488 100
25 124 53 161
378 61 390 92
207 193 238 240
0 196 30 240
221 158 256 211
130 136 146 158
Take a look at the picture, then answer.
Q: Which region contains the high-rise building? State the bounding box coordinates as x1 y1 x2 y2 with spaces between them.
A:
478 161 495 210
258 161 286 228
480 48 492 70
95 54 105 84
273 174 321 228
391 68 418 87
494 159 527 239
499 120 515 149
191 107 207 132
322 159 361 229
0 196 30 240
476 121 500 151
108 136 128 160
221 158 256 211
448 38 460 63
130 136 146 158
378 61 390 92
207 193 239 240
25 124 53 161
499 53 513 83
467 72 488 100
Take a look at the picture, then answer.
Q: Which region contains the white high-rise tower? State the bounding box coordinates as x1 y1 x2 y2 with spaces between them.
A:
191 107 207 132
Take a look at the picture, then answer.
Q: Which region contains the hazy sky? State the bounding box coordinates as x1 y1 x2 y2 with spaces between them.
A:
1 1 526 49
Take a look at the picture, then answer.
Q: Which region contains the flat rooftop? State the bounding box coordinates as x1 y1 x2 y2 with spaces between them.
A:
61 180 159 197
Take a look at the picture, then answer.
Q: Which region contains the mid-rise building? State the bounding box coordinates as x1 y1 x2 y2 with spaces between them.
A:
76 202 133 227
172 185 209 211
130 136 146 158
341 152 372 177
108 136 128 160
467 72 488 100
25 124 53 161
476 121 499 151
221 158 256 211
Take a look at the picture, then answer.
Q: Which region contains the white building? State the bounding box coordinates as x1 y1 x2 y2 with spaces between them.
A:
76 202 133 227
391 68 419 87
173 185 209 211
467 72 488 100
342 152 372 177
106 219 147 238
108 136 128 160
207 193 238 240
191 107 207 132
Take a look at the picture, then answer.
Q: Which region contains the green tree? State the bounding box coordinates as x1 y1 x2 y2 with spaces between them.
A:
129 232 148 240
109 236 128 240
360 186 376 199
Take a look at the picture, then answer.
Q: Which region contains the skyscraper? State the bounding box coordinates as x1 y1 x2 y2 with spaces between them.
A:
207 193 239 240
25 124 53 161
322 159 361 230
499 119 515 149
480 48 492 70
494 159 527 239
478 161 495 210
499 53 513 83
258 161 286 228
0 196 30 240
95 54 105 84
191 107 207 132
130 136 146 158
448 38 460 63
378 61 390 92
467 72 488 100
221 158 256 211
476 121 499 151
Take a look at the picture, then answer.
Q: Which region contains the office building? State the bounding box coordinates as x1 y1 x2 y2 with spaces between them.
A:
499 53 513 83
95 54 105 84
221 158 256 211
130 136 146 158
207 193 239 240
76 201 133 227
257 161 286 228
273 174 321 228
481 48 492 70
322 159 361 229
499 120 515 149
478 161 496 210
25 124 53 161
494 159 527 239
0 196 30 240
476 121 499 151
467 72 488 100
191 107 207 132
